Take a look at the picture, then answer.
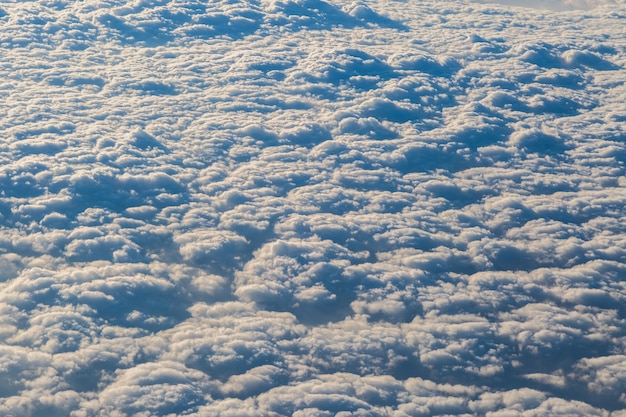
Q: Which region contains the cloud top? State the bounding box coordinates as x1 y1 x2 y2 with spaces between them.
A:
0 0 625 415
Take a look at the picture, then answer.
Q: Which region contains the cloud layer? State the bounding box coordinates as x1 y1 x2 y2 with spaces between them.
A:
470 0 620 10
1 0 626 415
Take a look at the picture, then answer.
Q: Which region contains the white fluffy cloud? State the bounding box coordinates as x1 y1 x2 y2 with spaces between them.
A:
0 0 625 415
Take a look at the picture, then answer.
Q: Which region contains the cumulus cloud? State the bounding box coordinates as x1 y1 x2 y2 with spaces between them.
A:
95 361 211 416
0 0 625 415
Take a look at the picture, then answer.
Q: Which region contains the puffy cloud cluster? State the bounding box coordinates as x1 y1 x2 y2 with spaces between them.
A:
1 0 626 415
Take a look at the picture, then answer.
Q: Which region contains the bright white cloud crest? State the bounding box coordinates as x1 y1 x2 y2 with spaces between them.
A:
0 0 625 415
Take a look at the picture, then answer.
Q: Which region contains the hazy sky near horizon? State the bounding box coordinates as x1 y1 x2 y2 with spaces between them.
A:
0 0 625 416
470 0 618 10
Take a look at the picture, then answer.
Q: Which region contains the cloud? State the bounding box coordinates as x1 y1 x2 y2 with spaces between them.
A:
299 316 422 379
174 229 249 268
571 356 626 408
234 237 368 323
468 0 618 11
0 0 625 415
162 301 305 380
220 364 288 398
96 361 211 416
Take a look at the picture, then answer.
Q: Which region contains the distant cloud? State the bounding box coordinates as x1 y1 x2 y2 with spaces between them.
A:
468 0 617 10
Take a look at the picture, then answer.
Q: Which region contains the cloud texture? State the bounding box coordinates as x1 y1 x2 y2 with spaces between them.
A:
1 0 626 415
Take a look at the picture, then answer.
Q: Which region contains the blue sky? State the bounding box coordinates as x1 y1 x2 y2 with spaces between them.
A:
1 0 625 415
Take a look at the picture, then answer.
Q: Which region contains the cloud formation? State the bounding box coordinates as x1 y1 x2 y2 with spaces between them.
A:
470 0 619 11
0 0 625 415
